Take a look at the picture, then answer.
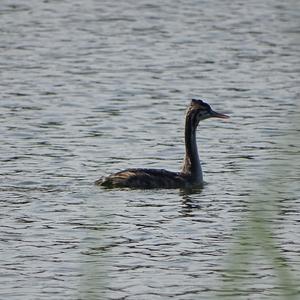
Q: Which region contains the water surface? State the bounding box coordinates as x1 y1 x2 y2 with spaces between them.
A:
1 0 299 299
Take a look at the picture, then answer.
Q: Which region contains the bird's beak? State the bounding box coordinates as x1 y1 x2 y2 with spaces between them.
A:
210 110 230 119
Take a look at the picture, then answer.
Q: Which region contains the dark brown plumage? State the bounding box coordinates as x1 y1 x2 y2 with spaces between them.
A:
96 99 229 189
95 168 188 189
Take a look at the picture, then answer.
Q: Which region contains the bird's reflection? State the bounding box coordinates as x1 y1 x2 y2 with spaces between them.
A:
179 187 203 217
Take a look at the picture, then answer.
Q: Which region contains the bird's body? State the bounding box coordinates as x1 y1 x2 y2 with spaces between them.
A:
96 99 229 189
95 168 189 189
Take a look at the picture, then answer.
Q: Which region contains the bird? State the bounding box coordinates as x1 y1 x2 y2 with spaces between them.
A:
96 99 229 189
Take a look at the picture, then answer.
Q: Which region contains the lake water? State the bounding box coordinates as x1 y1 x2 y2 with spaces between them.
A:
1 0 299 299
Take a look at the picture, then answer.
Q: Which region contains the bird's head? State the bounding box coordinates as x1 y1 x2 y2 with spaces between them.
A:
188 99 229 126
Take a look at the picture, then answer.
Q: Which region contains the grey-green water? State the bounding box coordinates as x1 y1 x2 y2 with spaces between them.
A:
1 0 299 299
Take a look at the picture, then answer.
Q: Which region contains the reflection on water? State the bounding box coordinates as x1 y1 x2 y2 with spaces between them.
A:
1 0 300 299
180 188 203 216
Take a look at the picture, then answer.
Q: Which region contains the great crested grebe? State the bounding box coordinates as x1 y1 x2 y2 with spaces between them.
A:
96 99 229 189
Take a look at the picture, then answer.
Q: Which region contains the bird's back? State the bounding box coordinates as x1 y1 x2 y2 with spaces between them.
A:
96 168 188 189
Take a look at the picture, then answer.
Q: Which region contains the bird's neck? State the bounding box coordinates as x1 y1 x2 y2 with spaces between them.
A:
181 113 203 184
